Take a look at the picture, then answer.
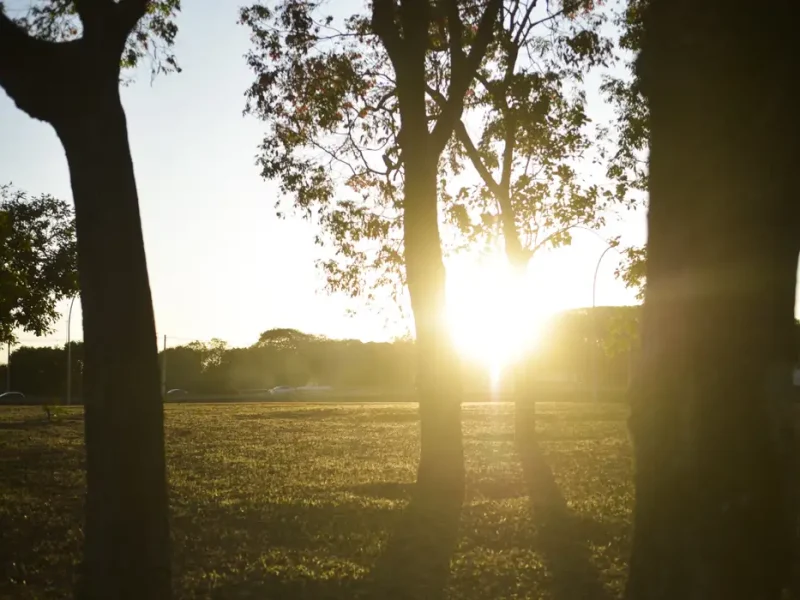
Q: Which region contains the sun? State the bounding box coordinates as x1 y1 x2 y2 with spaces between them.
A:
446 255 554 387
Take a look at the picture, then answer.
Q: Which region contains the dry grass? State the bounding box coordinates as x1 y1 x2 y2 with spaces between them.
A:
0 402 633 599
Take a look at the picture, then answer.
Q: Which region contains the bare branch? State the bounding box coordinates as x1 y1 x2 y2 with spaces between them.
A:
511 0 538 46
519 2 578 44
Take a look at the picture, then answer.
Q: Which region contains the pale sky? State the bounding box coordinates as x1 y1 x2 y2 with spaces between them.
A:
1 0 646 353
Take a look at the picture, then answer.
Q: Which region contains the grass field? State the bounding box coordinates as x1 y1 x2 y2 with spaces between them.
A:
0 402 633 599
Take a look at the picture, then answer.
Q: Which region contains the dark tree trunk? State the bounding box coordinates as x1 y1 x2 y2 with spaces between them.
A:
395 40 465 499
56 89 171 600
402 139 465 500
0 22 171 599
626 2 798 598
371 0 501 501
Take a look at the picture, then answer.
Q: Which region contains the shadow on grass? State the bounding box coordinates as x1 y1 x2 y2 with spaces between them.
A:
363 487 462 599
519 438 613 600
204 483 461 600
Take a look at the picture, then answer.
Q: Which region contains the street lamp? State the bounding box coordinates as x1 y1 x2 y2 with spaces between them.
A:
591 244 618 402
66 293 78 406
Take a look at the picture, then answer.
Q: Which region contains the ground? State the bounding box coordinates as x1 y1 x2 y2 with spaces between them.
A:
0 402 633 599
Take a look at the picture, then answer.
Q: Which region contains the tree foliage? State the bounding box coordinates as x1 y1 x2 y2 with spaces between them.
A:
440 0 614 268
241 0 610 308
0 185 78 343
0 0 182 80
3 312 651 397
601 0 648 296
241 0 405 303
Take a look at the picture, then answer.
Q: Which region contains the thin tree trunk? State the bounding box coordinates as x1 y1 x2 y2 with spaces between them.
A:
55 88 171 600
626 2 798 598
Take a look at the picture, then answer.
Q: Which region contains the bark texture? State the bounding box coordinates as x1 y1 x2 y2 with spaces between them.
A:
626 2 799 598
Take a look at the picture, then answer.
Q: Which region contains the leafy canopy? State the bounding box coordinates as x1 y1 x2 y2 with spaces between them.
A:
439 0 615 268
601 0 648 296
0 185 78 343
242 0 618 308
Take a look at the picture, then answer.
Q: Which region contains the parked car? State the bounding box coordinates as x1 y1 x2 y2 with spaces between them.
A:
0 391 26 403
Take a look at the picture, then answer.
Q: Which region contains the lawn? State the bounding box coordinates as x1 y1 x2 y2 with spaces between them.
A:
0 402 633 599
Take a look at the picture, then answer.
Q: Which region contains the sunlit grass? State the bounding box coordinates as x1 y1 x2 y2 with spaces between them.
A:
0 402 633 599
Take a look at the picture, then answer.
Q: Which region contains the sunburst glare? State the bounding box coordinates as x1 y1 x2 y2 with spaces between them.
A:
446 254 557 393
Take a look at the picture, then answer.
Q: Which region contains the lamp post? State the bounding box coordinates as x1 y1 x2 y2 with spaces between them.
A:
591 244 618 402
66 293 78 406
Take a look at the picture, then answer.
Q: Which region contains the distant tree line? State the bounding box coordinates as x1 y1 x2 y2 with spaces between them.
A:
1 310 660 400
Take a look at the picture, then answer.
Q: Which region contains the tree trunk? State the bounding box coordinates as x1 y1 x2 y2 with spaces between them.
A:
626 2 798 598
55 88 171 600
389 10 466 499
403 153 465 499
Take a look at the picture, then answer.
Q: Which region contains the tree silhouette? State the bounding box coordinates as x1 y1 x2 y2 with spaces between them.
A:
0 185 78 343
625 0 799 597
0 2 180 598
434 0 611 441
242 0 503 496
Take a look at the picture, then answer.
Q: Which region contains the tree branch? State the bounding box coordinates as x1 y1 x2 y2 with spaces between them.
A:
445 0 465 73
519 2 578 43
511 0 538 47
425 82 500 193
429 0 502 155
455 120 502 198
0 13 76 124
114 0 151 42
74 0 114 35
371 0 404 68
498 41 519 194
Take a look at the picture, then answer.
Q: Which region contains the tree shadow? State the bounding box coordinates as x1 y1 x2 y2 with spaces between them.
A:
362 485 462 599
519 438 614 600
196 482 461 600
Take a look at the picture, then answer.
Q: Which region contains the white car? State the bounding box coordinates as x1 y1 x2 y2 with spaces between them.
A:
269 386 296 398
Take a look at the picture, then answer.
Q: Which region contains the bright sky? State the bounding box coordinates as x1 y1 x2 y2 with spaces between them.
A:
0 0 646 354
